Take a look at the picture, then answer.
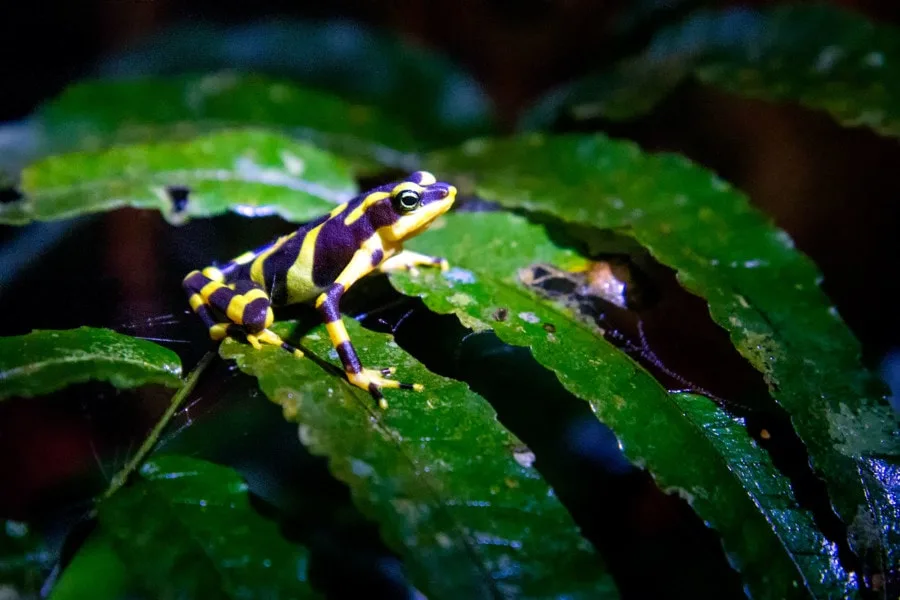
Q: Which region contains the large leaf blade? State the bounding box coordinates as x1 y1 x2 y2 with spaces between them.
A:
220 320 616 600
35 72 420 164
96 20 495 144
391 211 855 599
53 455 316 599
428 136 900 580
524 5 900 138
2 129 354 225
0 327 182 400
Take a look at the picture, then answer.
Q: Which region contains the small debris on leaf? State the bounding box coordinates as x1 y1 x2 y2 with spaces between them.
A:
166 185 192 212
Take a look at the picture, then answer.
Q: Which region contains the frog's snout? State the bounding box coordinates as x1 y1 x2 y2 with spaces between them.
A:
438 184 457 199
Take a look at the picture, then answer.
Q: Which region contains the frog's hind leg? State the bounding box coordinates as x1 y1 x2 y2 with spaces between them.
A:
182 269 303 357
314 248 423 408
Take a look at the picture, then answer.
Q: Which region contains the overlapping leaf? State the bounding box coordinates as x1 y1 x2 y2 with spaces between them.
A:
0 327 182 400
390 211 853 599
524 5 900 138
426 136 900 579
95 19 495 144
0 129 354 225
221 320 616 600
52 455 316 599
0 73 419 178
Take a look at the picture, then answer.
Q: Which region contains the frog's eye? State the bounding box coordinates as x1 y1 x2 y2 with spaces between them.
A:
393 189 421 213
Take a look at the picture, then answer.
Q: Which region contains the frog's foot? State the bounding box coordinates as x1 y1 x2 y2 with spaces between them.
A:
347 368 424 409
246 328 304 358
379 250 449 277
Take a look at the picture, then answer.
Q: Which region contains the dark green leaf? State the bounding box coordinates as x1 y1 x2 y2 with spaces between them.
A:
24 73 420 171
54 455 315 599
391 211 855 599
0 520 56 597
668 394 857 598
96 20 495 144
2 129 354 225
427 136 900 580
524 5 900 138
0 327 182 400
221 320 616 600
50 535 127 600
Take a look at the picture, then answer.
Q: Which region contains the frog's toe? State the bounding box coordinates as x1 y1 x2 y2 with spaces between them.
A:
348 368 424 408
246 329 305 358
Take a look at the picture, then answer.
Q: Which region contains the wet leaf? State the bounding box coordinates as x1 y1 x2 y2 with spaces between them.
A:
220 320 616 600
96 20 495 144
391 211 856 599
524 5 900 138
10 73 419 175
428 135 900 574
668 394 855 598
0 520 56 597
0 327 182 400
53 455 316 599
1 129 354 225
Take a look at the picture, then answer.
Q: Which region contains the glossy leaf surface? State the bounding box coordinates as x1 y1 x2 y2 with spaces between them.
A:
524 5 900 138
391 211 856 599
221 319 616 600
54 455 316 599
1 130 354 225
0 327 182 400
427 136 900 579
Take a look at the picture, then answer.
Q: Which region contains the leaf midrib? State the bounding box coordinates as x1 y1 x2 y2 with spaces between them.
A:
310 344 508 600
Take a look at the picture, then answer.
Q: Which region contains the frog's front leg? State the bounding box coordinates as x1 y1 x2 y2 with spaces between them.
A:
378 250 448 276
316 248 422 408
182 269 303 357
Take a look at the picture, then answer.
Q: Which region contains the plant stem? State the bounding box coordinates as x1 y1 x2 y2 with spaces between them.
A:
100 351 215 502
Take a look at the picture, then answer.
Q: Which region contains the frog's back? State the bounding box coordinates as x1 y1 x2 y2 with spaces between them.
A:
223 192 380 306
222 212 331 305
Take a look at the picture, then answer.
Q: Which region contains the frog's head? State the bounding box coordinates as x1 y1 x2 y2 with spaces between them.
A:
378 171 456 242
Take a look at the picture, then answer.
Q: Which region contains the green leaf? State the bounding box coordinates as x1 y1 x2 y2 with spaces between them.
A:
54 455 315 599
50 535 127 600
523 5 900 138
0 327 182 400
426 137 900 580
391 211 855 599
0 520 55 597
221 320 616 600
23 72 420 171
1 129 354 225
96 20 495 144
668 394 856 598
